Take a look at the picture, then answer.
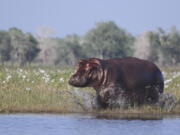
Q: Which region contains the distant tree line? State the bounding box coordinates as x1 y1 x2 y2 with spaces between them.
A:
0 28 40 66
0 21 180 66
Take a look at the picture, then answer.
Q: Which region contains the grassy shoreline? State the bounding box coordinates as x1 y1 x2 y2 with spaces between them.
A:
0 66 180 114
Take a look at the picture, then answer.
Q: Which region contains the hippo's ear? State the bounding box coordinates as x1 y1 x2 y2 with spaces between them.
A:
87 58 102 69
79 58 87 63
77 58 102 70
89 58 101 65
77 59 87 66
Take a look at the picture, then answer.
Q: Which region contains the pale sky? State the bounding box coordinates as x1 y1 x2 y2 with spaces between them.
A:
1 0 180 37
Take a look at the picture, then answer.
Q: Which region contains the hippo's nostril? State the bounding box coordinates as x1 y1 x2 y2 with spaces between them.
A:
69 76 79 85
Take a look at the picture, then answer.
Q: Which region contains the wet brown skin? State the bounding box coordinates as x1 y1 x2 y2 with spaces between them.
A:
69 57 164 108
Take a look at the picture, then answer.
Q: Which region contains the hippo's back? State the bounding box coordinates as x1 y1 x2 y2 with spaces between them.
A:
108 57 164 93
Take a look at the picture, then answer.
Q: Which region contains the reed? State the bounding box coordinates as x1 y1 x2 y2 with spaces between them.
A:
0 66 179 114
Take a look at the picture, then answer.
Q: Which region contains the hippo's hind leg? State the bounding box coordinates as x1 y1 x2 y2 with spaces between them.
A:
147 71 164 103
145 85 161 104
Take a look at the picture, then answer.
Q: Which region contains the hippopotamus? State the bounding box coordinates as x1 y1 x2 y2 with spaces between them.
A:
69 57 164 109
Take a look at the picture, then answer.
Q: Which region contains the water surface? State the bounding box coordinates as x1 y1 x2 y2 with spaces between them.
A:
0 114 179 135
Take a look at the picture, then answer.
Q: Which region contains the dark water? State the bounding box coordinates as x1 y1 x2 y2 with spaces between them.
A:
0 114 180 135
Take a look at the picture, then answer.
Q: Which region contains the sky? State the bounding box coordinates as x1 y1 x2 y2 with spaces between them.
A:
1 0 180 37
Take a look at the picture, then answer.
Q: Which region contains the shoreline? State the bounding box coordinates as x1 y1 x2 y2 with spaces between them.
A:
0 106 180 115
0 111 180 120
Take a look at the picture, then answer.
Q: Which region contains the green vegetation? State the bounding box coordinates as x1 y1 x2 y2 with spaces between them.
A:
0 28 40 66
0 66 179 114
0 21 180 114
0 67 79 113
0 21 180 66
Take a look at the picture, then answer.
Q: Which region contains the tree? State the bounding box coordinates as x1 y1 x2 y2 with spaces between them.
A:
36 26 57 65
134 32 151 60
147 31 161 62
24 33 40 63
9 27 40 66
83 21 134 59
134 31 162 64
54 34 85 65
0 31 12 64
134 27 180 65
158 27 180 65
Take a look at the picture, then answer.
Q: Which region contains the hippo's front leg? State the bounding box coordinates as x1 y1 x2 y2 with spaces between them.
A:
91 95 103 109
97 84 131 109
94 85 117 109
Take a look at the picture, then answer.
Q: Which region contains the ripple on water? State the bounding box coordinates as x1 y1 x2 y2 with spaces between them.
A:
0 114 179 135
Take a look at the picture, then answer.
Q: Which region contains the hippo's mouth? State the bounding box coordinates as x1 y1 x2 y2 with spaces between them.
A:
68 77 89 87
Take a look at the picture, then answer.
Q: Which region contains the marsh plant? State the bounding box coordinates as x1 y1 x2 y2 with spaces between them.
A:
0 66 179 113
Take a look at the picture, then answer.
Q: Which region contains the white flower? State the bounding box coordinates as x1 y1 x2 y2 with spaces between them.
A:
2 81 6 84
6 75 12 81
32 81 35 83
164 79 172 84
19 69 23 72
39 69 45 73
51 79 55 83
42 76 50 83
45 78 50 83
25 88 31 91
22 75 26 79
165 85 169 89
44 73 49 78
165 72 180 85
59 77 64 82
172 72 180 79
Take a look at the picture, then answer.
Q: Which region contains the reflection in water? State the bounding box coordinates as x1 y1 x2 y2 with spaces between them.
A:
0 114 179 135
95 113 163 120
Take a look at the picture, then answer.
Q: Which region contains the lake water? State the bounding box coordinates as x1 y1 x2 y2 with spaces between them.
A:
0 114 180 135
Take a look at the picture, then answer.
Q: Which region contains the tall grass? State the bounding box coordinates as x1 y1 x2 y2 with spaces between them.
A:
0 66 179 114
0 67 89 113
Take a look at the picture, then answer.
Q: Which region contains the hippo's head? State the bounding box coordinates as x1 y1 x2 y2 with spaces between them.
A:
69 58 102 87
